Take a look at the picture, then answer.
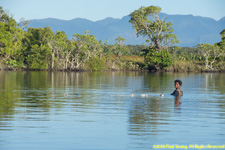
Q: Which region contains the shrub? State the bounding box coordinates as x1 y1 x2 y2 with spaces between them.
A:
87 56 105 71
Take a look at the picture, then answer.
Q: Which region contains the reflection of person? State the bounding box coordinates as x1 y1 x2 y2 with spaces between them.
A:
174 96 181 107
171 80 183 96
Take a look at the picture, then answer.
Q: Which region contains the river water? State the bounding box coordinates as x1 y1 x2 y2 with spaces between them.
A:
0 71 225 150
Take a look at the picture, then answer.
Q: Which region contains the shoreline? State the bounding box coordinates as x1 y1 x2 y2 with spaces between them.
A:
1 67 225 73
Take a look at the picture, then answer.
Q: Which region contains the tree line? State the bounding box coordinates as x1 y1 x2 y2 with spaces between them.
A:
0 6 147 71
0 6 225 72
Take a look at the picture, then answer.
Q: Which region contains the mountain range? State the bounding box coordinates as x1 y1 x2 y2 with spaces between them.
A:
28 13 225 47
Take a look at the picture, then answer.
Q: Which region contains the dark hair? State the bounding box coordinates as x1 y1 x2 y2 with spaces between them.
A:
174 79 182 86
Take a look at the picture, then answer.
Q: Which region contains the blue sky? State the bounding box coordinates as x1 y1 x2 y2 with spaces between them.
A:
1 0 225 22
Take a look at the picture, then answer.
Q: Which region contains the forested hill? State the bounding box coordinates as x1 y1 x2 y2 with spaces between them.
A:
28 13 225 47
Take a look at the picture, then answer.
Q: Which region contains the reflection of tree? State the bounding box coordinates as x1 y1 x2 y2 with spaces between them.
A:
143 72 174 93
213 74 225 94
128 96 172 136
203 73 225 93
1 71 154 130
218 98 225 120
203 73 225 119
206 74 225 119
21 71 54 110
0 71 23 129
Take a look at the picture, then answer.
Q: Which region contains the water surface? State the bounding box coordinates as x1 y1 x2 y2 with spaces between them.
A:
0 71 225 150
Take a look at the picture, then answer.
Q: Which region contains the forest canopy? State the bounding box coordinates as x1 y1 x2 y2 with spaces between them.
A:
0 6 225 72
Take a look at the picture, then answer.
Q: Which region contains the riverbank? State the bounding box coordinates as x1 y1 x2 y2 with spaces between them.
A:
1 56 225 73
1 66 225 73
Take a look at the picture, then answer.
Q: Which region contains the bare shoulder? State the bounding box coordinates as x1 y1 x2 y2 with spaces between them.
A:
177 89 183 96
171 89 183 96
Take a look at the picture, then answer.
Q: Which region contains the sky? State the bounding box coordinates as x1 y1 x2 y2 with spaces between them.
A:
0 0 225 22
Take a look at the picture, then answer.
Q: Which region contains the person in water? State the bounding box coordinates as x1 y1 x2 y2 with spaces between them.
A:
171 79 183 96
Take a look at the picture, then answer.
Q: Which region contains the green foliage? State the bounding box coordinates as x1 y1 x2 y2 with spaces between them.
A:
169 46 203 62
0 6 225 72
0 7 26 69
5 59 18 68
220 29 225 41
129 5 179 71
110 36 129 69
218 29 225 51
126 45 147 56
66 30 103 70
197 43 223 70
113 36 128 55
144 47 172 70
27 44 51 69
129 5 179 52
87 56 105 71
24 26 54 47
168 60 197 72
47 31 68 70
22 27 55 69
